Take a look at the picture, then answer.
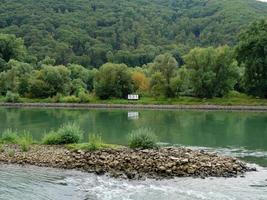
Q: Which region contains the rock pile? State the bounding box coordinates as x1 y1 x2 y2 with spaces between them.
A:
0 145 255 179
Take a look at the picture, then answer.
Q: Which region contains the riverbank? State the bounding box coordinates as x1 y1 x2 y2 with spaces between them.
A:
1 102 267 111
0 145 255 180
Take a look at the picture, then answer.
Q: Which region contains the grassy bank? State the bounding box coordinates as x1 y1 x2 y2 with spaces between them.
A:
1 92 267 106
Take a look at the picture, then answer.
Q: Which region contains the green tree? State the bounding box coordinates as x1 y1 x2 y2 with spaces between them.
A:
29 65 71 98
150 72 166 98
95 63 133 99
236 20 267 97
0 34 26 71
150 53 178 97
184 46 239 98
0 60 33 95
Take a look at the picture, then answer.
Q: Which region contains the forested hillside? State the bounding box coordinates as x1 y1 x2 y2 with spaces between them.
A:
0 0 267 68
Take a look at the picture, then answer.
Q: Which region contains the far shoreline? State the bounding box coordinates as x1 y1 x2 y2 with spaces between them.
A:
1 102 267 111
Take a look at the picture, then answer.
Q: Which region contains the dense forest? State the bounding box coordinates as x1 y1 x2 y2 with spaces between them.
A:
0 0 267 102
1 0 267 68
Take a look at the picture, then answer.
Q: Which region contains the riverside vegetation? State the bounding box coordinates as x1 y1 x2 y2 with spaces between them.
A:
0 1 267 105
0 123 255 179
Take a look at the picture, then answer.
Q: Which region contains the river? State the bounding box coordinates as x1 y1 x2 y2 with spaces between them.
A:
0 107 267 199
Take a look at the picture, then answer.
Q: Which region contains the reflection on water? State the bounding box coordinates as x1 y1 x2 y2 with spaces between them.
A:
0 108 267 149
0 107 267 166
0 164 267 200
1 108 267 199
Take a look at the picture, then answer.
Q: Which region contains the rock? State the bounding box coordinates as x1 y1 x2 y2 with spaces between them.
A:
181 158 189 164
158 166 166 171
0 145 254 180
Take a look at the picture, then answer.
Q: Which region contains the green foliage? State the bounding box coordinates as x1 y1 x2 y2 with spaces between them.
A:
184 46 240 98
42 123 83 145
236 20 267 98
56 123 82 144
0 60 33 95
150 72 166 98
128 128 158 149
150 54 178 97
1 129 18 144
0 129 33 151
0 0 266 68
5 91 20 103
170 67 191 97
86 134 103 151
28 65 72 98
0 34 26 69
18 132 33 152
0 1 266 100
42 131 61 145
59 95 80 103
95 63 133 99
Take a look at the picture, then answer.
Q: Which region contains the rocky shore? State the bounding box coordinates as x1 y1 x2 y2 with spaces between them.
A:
0 145 255 180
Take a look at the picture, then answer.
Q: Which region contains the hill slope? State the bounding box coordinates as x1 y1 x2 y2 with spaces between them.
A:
0 0 266 67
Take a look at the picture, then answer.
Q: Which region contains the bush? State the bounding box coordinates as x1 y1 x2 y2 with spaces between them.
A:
18 132 33 152
42 131 61 145
78 90 90 103
60 95 80 103
1 129 18 144
5 91 20 103
128 128 158 149
57 123 83 144
87 134 103 151
42 123 83 145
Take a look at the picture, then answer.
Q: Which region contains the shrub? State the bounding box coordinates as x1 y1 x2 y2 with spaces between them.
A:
128 128 158 149
42 123 83 145
1 129 18 144
57 123 83 144
78 90 90 103
18 132 33 152
42 131 61 145
60 95 80 103
5 91 20 103
87 134 103 151
19 140 30 152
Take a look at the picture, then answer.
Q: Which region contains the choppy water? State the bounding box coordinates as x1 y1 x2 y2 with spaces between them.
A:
0 163 266 200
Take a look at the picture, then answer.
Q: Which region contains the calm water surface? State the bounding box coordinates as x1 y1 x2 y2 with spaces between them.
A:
0 107 267 199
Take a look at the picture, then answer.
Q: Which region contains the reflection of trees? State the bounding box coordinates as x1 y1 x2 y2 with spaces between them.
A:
243 115 267 150
0 108 267 151
0 108 90 140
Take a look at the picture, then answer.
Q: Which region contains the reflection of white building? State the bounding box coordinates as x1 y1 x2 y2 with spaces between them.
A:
128 112 139 120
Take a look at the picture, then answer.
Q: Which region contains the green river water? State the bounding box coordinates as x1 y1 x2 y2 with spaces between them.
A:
0 107 267 200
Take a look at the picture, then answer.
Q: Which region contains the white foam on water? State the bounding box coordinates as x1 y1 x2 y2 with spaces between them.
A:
62 167 267 200
0 149 267 200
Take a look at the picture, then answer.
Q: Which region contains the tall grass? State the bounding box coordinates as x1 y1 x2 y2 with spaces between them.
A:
18 132 34 152
1 129 19 144
87 134 103 151
128 128 158 149
0 129 34 152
